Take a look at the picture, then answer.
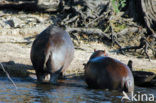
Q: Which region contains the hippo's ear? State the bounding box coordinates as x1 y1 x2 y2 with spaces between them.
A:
103 50 108 56
103 50 106 53
94 49 96 52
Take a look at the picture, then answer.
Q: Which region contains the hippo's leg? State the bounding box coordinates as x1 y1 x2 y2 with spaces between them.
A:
126 80 134 93
46 55 63 84
59 72 63 79
35 69 51 83
50 66 63 84
122 79 134 93
58 72 67 79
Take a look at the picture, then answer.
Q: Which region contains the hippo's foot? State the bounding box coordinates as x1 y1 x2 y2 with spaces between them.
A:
38 74 51 83
58 72 67 80
50 73 60 85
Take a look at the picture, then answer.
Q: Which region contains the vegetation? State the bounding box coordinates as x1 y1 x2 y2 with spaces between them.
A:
111 0 126 13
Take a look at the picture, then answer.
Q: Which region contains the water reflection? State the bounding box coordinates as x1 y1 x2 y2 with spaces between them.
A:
0 77 156 103
34 79 88 103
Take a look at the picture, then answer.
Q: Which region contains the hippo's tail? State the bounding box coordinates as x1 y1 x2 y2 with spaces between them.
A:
43 48 52 71
123 79 134 93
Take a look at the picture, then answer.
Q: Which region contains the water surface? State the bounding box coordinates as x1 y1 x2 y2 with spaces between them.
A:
0 77 156 103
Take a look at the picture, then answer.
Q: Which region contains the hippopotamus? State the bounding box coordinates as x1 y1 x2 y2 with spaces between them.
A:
30 25 74 83
84 50 134 93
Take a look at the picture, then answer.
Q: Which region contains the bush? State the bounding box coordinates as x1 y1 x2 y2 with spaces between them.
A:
112 0 126 13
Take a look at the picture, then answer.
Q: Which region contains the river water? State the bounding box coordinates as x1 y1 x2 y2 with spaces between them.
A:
0 77 156 103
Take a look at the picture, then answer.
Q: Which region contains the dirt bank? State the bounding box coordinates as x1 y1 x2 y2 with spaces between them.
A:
0 39 156 77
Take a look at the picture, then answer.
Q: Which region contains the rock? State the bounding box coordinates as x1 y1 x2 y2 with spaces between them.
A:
0 20 10 29
36 0 61 11
5 17 25 28
2 61 15 65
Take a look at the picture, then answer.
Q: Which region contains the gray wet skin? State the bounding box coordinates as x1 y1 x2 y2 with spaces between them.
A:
31 25 74 84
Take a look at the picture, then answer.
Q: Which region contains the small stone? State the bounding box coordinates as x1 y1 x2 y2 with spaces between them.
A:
5 17 24 28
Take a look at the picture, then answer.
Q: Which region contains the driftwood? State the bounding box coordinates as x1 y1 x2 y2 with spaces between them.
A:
127 60 156 87
0 0 62 12
116 27 139 36
119 37 147 51
119 37 156 61
0 63 17 89
133 71 156 87
0 1 40 11
66 27 110 40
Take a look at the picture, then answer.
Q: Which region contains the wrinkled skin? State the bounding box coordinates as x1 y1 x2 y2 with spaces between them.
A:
84 50 134 93
31 25 74 84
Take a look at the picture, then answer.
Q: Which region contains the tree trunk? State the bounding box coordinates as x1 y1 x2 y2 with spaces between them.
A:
141 0 156 36
127 0 156 37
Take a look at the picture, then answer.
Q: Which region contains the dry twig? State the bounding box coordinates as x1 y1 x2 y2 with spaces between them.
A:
66 27 110 39
0 63 17 89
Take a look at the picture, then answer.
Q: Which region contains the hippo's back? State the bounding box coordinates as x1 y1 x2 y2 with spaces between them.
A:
31 25 74 73
85 56 134 92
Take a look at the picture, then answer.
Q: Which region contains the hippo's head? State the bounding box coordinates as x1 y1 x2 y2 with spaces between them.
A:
89 49 108 60
83 49 108 69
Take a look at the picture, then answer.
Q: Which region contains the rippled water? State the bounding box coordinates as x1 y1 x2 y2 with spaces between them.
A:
0 77 156 103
